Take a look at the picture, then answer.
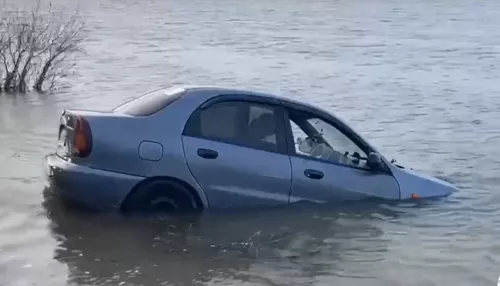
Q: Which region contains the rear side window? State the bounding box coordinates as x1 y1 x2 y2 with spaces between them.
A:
113 87 185 116
184 100 286 153
198 102 241 140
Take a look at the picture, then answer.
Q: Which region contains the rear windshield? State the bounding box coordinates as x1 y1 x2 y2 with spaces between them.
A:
113 87 185 116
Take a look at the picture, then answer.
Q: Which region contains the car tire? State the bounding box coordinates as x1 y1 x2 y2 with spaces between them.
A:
121 179 201 215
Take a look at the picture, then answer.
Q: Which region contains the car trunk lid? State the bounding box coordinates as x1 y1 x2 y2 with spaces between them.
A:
56 109 134 160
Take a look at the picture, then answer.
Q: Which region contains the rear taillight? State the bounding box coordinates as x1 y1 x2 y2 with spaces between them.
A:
73 116 93 158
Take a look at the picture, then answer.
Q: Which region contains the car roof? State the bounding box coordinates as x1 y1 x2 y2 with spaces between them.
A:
166 85 382 156
175 85 324 112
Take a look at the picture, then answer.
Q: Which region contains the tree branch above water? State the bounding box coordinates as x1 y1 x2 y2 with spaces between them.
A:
0 0 86 94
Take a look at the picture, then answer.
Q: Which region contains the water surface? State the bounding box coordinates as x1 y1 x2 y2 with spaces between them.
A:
1 0 500 285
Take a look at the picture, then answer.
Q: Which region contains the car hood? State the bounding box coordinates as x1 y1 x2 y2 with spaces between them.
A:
389 164 459 200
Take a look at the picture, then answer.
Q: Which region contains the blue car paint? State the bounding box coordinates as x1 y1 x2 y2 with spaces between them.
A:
43 85 459 212
182 136 293 209
287 156 401 203
45 153 143 211
138 140 163 162
389 165 459 199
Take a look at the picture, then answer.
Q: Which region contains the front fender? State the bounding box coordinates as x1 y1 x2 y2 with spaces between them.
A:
390 166 459 200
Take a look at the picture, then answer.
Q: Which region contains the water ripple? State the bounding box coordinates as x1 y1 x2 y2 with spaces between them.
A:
1 0 500 285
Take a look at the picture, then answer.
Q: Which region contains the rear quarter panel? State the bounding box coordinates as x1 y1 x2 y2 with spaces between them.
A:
83 91 215 208
81 115 148 174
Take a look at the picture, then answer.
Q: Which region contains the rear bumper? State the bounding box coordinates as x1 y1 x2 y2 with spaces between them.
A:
44 153 144 212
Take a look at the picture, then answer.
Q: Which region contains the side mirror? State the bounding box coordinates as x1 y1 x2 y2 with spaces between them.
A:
367 152 385 172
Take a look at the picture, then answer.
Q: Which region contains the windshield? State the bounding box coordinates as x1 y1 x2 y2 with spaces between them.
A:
113 87 185 116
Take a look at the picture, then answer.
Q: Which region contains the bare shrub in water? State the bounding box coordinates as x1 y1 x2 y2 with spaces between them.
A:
0 1 85 93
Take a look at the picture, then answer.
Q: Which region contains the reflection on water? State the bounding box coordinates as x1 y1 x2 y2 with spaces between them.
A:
42 186 408 286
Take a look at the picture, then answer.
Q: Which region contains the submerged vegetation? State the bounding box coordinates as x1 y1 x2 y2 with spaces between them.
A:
0 0 86 94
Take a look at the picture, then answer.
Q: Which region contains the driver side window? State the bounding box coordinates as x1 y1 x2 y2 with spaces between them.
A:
288 110 368 169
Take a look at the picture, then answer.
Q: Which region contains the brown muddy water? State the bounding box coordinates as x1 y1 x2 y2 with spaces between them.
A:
1 0 500 285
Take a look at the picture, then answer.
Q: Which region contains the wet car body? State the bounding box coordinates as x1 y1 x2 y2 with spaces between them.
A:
44 86 459 213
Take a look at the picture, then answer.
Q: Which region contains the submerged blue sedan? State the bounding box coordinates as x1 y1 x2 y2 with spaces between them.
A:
44 85 459 213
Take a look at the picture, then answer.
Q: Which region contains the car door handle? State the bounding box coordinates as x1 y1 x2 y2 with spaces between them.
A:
197 148 218 159
304 169 324 180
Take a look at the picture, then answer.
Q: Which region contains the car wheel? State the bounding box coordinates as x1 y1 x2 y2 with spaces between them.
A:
122 180 200 215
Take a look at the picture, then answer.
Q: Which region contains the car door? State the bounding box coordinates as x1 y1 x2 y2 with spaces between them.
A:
284 106 401 203
181 97 292 209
